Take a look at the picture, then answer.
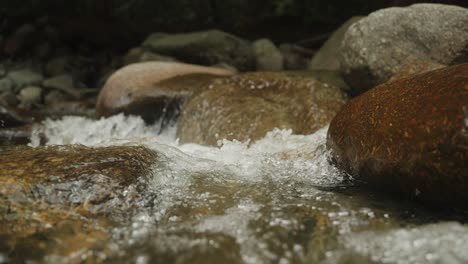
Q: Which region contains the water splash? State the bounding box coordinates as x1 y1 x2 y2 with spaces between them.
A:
27 115 468 263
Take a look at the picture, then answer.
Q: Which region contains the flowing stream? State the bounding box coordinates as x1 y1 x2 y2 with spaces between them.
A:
20 114 468 263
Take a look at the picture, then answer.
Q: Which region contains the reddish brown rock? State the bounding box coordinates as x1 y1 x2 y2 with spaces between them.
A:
96 61 236 122
327 63 468 208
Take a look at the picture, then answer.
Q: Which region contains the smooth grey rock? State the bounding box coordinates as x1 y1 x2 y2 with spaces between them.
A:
142 33 169 47
42 74 79 98
0 78 13 93
44 90 69 106
0 91 19 107
122 47 144 65
123 47 177 65
8 69 43 91
142 30 255 71
340 4 468 95
0 65 5 77
139 51 176 63
279 44 314 70
309 16 363 71
253 39 284 71
18 86 42 108
211 62 237 72
43 74 73 90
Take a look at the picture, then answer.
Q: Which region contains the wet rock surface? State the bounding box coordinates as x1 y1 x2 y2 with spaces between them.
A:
0 145 159 213
327 63 468 208
177 71 347 145
2 119 468 263
0 144 159 262
340 4 468 95
96 61 236 123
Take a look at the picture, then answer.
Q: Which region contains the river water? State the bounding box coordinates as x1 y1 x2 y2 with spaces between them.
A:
24 114 468 263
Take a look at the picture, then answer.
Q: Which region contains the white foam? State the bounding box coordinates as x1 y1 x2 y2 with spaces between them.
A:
27 115 468 263
29 114 177 147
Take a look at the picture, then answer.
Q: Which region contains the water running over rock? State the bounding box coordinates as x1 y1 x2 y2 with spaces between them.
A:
0 114 465 263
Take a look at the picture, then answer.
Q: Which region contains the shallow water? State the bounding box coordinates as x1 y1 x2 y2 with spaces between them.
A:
9 114 468 263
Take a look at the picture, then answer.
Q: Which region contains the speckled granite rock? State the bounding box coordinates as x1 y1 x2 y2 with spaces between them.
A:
340 4 468 95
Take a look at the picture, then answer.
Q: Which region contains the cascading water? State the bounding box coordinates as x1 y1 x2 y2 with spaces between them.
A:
22 114 468 263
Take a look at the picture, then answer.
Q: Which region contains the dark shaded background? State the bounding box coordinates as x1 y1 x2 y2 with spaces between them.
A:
1 0 467 51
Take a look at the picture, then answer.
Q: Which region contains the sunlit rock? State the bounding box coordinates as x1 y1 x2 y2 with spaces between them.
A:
96 61 236 123
340 4 468 95
177 71 347 145
327 63 468 208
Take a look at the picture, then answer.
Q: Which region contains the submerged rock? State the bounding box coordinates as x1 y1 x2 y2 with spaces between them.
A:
177 71 347 145
340 4 468 95
327 63 468 208
141 30 255 71
96 61 236 123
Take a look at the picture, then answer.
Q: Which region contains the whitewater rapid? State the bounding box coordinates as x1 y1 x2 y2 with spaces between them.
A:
29 114 468 264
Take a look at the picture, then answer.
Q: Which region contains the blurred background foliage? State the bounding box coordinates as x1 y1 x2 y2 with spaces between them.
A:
0 0 466 48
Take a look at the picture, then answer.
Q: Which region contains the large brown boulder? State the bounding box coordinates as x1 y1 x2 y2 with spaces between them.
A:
178 71 347 145
0 144 159 262
327 63 468 208
96 61 236 123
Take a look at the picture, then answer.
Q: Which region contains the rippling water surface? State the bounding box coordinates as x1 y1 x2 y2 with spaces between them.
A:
23 114 468 263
